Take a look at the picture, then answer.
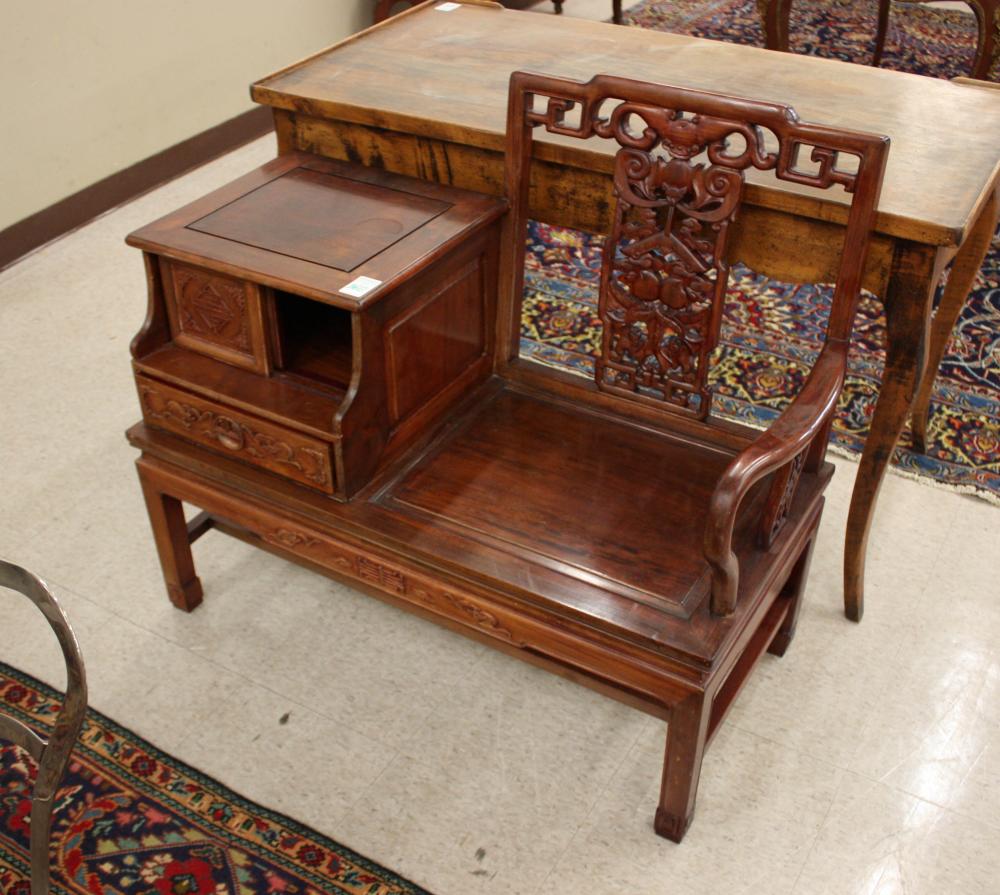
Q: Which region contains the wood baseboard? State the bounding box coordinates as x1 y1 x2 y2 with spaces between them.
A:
0 106 274 273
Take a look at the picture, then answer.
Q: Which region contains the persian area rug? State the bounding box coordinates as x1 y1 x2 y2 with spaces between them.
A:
0 663 429 895
520 0 1000 501
622 0 999 80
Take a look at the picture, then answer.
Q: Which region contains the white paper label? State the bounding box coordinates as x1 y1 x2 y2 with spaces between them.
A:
435 2 461 10
339 276 383 298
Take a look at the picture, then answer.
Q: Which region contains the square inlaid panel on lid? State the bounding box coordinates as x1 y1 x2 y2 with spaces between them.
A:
188 168 451 272
125 153 507 309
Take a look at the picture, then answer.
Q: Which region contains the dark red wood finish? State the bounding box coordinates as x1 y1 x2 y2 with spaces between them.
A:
126 75 888 842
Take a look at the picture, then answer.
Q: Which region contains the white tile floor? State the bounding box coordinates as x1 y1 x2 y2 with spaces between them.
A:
2 6 998 894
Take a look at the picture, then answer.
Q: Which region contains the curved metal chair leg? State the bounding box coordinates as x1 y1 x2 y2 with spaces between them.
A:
0 560 88 895
30 799 57 895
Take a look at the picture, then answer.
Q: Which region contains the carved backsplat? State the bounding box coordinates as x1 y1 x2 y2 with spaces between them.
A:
512 74 873 420
594 107 754 415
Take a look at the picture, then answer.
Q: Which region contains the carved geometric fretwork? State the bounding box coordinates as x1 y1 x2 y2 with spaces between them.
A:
357 557 407 594
172 265 252 354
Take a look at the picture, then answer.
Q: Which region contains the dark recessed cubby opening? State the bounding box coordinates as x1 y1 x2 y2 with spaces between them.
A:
272 290 353 389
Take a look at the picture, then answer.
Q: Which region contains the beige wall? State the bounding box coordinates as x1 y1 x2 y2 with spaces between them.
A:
1 0 372 231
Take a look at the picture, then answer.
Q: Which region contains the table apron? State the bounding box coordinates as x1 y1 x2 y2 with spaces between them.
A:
274 109 896 295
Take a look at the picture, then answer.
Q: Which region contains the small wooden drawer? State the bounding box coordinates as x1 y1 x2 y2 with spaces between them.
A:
135 374 335 494
162 260 270 373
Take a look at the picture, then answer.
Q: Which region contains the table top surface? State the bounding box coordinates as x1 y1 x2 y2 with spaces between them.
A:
252 0 1000 247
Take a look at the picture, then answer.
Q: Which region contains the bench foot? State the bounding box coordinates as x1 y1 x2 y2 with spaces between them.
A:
138 460 204 612
656 691 710 843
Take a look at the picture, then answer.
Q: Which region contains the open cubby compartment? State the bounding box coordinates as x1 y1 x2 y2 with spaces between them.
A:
269 289 354 392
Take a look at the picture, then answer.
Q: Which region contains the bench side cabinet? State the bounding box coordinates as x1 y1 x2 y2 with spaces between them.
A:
127 153 505 498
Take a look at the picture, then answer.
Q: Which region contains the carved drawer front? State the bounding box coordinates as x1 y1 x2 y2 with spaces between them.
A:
162 260 269 373
136 375 334 494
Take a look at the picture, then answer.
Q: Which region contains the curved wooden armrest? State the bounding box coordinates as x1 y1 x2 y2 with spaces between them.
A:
704 340 848 616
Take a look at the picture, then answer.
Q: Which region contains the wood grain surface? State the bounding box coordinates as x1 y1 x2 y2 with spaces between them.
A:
254 1 1000 246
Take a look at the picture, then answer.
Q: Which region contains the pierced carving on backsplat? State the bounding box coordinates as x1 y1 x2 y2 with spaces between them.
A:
759 449 807 548
596 146 744 415
593 105 775 416
523 87 864 417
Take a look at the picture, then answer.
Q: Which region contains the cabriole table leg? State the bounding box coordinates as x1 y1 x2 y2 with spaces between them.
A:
844 240 946 622
910 188 998 452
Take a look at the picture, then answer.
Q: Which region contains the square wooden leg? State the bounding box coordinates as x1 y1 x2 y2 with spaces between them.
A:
137 459 204 611
655 690 711 843
768 528 818 658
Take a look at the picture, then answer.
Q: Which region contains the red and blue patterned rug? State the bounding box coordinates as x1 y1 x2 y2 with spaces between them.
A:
0 664 429 895
622 0 1000 80
521 0 1000 500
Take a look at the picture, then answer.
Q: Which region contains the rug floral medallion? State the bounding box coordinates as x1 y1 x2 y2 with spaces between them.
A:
520 0 1000 500
0 665 429 895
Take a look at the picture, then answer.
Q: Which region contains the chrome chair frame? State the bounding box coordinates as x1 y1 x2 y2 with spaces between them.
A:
0 560 87 895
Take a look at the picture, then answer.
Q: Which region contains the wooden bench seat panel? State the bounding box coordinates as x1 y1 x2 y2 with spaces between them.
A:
377 387 759 616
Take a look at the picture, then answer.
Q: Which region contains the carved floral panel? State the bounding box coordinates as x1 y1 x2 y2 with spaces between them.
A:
523 84 865 419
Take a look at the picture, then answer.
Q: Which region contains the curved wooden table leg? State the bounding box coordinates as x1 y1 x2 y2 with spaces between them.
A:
969 0 1000 80
844 241 945 622
911 189 998 452
765 0 893 64
612 0 622 24
759 0 791 51
873 0 891 66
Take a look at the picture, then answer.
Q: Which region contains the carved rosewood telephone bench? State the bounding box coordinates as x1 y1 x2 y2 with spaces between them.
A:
125 72 888 841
